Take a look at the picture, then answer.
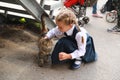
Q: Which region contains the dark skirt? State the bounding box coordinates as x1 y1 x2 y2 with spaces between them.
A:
51 37 78 64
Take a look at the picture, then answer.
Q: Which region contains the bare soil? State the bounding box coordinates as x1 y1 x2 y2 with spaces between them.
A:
0 25 39 64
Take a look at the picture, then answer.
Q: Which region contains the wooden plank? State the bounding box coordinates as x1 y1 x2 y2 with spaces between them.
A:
0 0 18 4
0 6 29 15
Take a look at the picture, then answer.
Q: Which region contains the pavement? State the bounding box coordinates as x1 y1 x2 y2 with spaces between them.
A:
0 0 120 80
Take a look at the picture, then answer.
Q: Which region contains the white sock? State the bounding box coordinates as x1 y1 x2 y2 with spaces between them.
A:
75 60 81 65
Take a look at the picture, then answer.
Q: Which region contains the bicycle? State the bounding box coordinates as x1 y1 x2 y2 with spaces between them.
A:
106 10 117 23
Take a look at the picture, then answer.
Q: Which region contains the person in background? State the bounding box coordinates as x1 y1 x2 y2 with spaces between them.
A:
92 1 103 18
107 0 120 32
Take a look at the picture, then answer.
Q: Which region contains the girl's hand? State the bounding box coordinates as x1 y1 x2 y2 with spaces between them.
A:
59 52 72 61
44 36 48 39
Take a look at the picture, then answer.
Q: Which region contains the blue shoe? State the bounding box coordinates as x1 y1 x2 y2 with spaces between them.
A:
71 60 82 69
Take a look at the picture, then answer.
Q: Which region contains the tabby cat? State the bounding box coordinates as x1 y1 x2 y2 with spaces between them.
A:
38 34 53 67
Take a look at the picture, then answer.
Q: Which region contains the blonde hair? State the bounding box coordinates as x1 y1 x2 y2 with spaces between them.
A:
55 8 80 31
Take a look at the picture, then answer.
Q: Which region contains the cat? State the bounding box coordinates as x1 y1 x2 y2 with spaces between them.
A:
37 33 53 67
37 14 54 67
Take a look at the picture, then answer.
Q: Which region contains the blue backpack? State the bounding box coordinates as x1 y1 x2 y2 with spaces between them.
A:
82 34 97 63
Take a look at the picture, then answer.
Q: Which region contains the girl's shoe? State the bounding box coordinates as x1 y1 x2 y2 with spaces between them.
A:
71 59 82 69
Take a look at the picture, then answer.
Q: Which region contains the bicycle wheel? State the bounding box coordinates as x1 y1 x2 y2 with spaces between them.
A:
82 16 90 24
106 12 116 23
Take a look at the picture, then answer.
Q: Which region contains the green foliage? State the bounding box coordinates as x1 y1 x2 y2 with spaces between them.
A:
19 18 26 23
26 21 42 33
34 22 42 29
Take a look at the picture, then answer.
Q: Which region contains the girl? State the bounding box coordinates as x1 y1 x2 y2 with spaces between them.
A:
44 8 97 69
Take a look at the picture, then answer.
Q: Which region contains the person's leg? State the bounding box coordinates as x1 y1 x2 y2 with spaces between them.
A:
117 10 120 29
51 37 77 64
113 0 120 29
92 2 103 18
92 2 97 14
117 5 120 29
51 37 82 69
